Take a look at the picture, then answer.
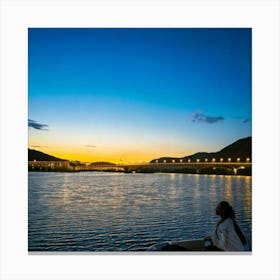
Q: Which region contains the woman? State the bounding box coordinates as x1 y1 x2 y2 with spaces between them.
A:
204 201 247 251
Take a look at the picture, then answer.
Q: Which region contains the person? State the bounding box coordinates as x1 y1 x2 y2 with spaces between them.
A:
204 201 247 251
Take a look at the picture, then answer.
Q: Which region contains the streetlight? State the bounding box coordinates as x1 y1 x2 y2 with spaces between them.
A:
196 159 200 163
188 159 191 163
220 158 223 162
237 158 240 162
205 158 208 162
228 158 231 162
246 158 250 162
212 158 216 162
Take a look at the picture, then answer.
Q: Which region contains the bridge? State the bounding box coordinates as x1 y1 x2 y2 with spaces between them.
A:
28 160 252 175
78 162 252 175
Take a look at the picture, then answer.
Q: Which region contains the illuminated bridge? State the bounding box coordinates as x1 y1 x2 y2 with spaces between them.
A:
81 161 252 175
28 160 252 175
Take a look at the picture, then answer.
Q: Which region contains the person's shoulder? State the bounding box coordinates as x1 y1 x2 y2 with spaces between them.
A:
224 217 234 224
221 217 234 228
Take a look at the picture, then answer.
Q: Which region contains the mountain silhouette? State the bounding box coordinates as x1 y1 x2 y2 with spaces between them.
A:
28 149 66 161
150 137 252 163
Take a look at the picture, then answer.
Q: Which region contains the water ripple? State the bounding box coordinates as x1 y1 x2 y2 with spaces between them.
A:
29 172 252 251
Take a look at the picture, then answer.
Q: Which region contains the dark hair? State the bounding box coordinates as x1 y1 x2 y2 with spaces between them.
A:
217 201 236 220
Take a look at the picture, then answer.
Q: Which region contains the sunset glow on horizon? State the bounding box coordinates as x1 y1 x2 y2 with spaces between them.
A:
28 28 252 163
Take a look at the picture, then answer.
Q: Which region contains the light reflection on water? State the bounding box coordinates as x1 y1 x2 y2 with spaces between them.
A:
28 172 252 251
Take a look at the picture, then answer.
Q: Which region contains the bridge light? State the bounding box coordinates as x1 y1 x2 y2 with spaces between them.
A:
228 158 231 162
180 159 183 163
156 160 158 163
237 158 240 162
196 159 200 163
246 158 250 162
205 158 208 162
164 160 166 163
172 160 175 163
188 159 191 163
212 158 216 162
220 158 223 162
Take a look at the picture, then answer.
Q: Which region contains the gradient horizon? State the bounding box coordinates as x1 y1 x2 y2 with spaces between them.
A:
28 28 252 163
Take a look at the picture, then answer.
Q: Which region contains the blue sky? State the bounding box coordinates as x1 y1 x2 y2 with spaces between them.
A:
28 28 251 162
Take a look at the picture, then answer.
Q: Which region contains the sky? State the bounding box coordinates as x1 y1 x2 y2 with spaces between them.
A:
28 28 252 163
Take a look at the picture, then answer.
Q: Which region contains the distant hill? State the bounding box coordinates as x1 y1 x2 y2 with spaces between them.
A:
28 149 67 161
151 137 252 163
211 137 251 160
90 162 116 166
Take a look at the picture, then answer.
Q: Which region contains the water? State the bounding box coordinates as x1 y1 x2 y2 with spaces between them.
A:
28 172 252 251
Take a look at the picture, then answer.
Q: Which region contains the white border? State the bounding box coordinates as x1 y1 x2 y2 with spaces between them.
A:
0 0 279 279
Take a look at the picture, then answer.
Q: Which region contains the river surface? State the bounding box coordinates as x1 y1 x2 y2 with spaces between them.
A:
28 172 252 251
